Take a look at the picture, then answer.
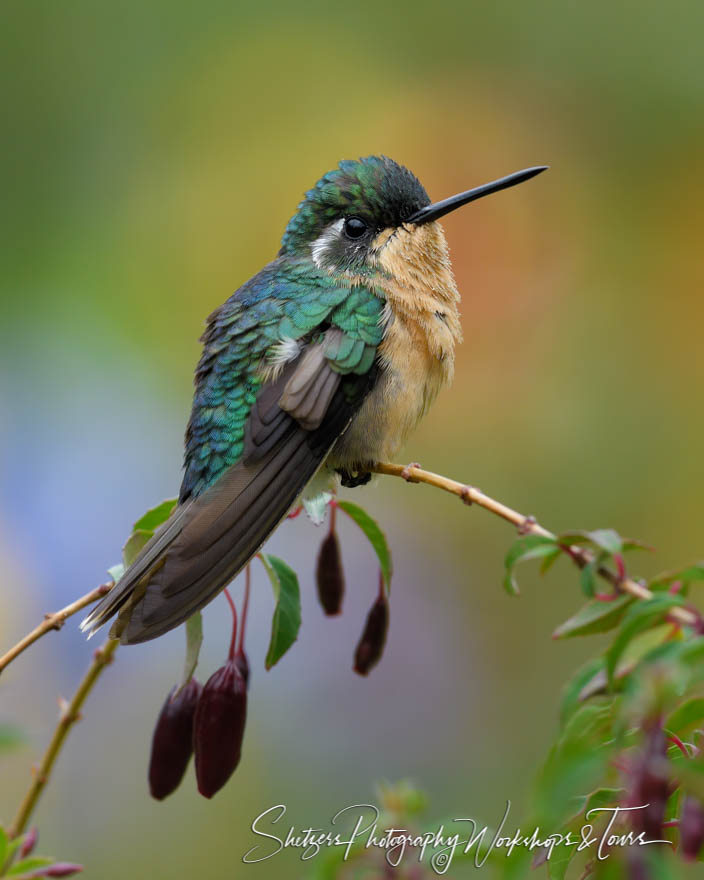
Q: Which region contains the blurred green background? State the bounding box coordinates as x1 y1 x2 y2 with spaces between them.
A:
1 1 703 877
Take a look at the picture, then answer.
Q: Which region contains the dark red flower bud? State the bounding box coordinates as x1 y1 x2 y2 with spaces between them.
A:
316 531 345 615
353 595 389 676
629 723 670 841
193 659 247 798
148 678 201 800
39 864 84 877
680 795 704 860
234 650 250 689
20 826 38 858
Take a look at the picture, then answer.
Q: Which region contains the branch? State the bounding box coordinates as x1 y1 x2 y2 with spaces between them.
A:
0 582 112 676
7 637 119 841
372 462 698 628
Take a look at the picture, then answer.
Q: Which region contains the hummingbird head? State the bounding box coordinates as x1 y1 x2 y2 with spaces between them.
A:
279 156 547 279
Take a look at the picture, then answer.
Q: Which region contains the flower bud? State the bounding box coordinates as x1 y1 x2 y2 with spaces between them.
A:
193 659 247 798
680 795 704 860
148 678 201 800
629 723 670 841
235 650 250 689
316 531 344 615
353 595 389 676
20 826 38 858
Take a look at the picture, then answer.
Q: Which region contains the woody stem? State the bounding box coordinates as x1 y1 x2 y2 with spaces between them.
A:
371 461 697 628
7 637 119 842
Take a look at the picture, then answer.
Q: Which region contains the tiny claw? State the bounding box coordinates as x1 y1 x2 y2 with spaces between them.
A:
460 485 474 506
401 462 421 483
518 515 537 535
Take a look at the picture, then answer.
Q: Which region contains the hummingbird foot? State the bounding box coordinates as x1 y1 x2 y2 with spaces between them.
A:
400 462 422 483
338 468 372 488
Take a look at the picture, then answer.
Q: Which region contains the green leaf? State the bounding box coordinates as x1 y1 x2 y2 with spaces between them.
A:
122 529 152 567
107 563 124 583
558 529 623 555
586 529 623 555
534 704 614 826
7 856 53 875
180 611 203 688
666 698 704 735
336 500 392 593
539 547 562 575
260 554 301 670
114 499 179 573
605 595 685 685
546 786 626 880
561 702 613 749
650 562 704 591
559 657 606 726
622 538 654 553
580 561 597 597
503 535 558 595
552 595 633 639
132 498 177 533
0 826 7 871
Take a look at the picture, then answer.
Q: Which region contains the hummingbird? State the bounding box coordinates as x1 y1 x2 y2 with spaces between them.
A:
82 156 547 644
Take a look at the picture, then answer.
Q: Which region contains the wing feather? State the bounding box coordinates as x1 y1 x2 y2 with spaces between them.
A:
95 336 376 644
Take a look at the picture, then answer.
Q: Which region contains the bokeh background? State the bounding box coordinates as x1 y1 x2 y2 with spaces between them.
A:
1 1 703 877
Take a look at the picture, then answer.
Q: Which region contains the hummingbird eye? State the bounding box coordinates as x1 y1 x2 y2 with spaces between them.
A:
343 217 368 240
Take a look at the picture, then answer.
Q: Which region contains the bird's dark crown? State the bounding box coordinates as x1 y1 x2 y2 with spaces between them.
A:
279 156 430 254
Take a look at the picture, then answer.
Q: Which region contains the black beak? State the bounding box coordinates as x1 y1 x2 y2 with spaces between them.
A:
406 165 548 226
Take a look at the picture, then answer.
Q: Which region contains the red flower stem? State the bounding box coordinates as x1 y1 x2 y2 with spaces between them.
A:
668 733 690 758
237 565 251 657
614 554 626 582
329 500 336 535
223 588 238 661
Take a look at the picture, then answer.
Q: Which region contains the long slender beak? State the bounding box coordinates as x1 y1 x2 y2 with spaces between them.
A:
407 165 548 225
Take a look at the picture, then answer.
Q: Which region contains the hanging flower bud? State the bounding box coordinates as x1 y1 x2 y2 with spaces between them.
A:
629 722 670 841
680 795 704 860
19 826 38 858
193 658 247 798
235 649 250 689
354 593 389 676
148 678 201 800
316 531 345 615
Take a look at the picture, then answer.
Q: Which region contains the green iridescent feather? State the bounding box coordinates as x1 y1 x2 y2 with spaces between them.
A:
180 257 384 500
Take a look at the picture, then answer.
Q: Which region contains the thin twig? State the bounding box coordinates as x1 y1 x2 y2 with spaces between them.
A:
7 637 119 840
0 582 112 676
372 462 697 627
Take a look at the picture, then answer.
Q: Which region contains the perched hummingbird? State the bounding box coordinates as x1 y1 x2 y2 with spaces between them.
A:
82 156 546 644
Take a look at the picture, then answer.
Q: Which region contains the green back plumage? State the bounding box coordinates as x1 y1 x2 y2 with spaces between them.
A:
180 258 384 501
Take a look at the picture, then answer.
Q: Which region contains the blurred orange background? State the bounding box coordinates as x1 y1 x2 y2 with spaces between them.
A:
1 1 703 876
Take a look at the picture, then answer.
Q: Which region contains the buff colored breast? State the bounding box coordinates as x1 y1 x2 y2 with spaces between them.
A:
329 221 462 470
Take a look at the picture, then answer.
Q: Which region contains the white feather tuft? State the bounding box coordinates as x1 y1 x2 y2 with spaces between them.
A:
310 219 344 270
